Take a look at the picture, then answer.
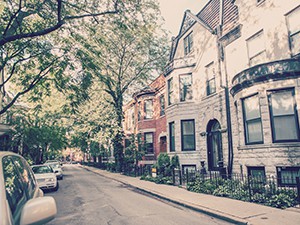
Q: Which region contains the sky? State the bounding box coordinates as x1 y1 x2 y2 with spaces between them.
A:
158 0 208 36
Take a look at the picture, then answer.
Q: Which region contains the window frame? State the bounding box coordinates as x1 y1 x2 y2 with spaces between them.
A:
179 74 193 102
268 88 300 143
242 94 264 145
160 94 165 116
182 164 196 175
144 99 153 119
277 166 300 187
184 32 193 55
205 63 216 96
169 122 175 152
137 102 141 121
144 132 154 154
2 156 28 218
168 78 173 106
286 6 300 56
181 119 196 151
246 30 266 66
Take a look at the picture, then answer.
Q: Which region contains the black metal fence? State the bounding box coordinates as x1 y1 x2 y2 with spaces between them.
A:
178 169 300 208
82 162 300 208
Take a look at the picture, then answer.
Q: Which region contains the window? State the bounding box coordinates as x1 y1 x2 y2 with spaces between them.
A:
168 78 174 105
144 132 154 154
286 6 300 56
179 74 193 101
206 63 216 96
144 99 153 119
13 156 36 199
160 95 165 116
182 165 196 175
138 102 141 121
247 166 265 178
127 107 134 129
247 166 266 185
3 156 27 216
268 89 300 142
184 32 193 55
242 94 263 144
169 122 175 152
181 120 195 151
277 167 300 186
160 136 167 152
247 30 266 66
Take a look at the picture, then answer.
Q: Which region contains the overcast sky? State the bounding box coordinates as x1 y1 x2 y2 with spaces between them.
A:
158 0 208 36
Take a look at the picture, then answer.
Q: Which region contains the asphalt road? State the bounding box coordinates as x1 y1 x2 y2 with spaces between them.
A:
45 164 233 225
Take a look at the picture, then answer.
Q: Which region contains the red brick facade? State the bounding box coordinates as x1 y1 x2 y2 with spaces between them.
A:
123 74 166 165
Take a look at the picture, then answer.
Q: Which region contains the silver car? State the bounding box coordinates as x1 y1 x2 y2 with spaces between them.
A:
0 152 57 225
31 165 59 191
44 162 63 180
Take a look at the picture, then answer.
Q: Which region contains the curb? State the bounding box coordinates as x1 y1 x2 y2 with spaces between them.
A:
81 165 249 225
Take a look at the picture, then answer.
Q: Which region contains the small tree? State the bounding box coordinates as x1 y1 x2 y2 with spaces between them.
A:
171 155 180 170
156 153 171 176
124 134 145 171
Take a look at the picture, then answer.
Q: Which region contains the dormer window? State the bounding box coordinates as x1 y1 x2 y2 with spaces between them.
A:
184 32 193 55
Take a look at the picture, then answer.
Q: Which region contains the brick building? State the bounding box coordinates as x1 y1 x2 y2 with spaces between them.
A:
123 74 166 166
164 0 300 182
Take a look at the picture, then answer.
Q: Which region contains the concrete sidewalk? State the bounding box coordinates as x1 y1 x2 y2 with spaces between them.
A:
81 165 300 225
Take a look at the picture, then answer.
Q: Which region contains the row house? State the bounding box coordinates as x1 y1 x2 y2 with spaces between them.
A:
164 0 300 183
123 74 166 166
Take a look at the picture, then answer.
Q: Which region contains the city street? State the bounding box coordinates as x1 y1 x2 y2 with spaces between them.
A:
45 165 233 225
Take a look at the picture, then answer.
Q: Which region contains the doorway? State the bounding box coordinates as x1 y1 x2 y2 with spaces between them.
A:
207 119 223 171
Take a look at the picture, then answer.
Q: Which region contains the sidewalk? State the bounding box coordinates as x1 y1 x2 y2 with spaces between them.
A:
81 165 300 225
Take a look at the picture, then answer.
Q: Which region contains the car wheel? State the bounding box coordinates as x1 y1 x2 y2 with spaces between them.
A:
60 176 63 180
54 182 59 191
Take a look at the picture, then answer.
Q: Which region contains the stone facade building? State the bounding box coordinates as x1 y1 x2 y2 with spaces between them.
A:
226 0 300 182
123 0 300 184
164 0 300 182
123 74 166 165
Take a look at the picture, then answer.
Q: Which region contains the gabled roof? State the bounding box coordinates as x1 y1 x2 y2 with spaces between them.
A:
168 0 239 61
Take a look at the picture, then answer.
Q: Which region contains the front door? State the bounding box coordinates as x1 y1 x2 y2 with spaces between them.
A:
207 120 223 171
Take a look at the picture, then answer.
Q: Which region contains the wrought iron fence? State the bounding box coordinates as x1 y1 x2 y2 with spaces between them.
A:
178 169 300 208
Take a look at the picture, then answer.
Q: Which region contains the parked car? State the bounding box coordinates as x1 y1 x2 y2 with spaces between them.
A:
0 151 57 225
45 160 62 166
44 162 63 180
31 165 59 191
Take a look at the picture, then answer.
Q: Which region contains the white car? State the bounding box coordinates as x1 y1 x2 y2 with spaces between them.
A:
44 162 63 180
0 151 57 225
31 165 59 191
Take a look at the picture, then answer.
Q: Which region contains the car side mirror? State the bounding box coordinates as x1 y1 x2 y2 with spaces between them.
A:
20 196 57 225
55 171 59 173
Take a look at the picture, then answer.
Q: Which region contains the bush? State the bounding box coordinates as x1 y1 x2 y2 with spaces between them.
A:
140 174 173 185
265 190 298 209
187 176 298 209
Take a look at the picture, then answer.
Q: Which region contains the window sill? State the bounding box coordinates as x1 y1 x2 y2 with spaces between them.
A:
201 92 218 100
238 142 300 151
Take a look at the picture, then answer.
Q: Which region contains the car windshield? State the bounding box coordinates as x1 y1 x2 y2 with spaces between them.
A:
32 166 52 174
47 163 60 169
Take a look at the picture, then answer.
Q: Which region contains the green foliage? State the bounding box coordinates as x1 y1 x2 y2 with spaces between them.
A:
171 155 180 169
187 176 298 209
140 174 173 185
10 109 68 164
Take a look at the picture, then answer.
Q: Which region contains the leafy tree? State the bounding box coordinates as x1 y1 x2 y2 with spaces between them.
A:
10 110 68 164
124 134 145 170
72 0 169 171
0 0 126 115
171 155 180 169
